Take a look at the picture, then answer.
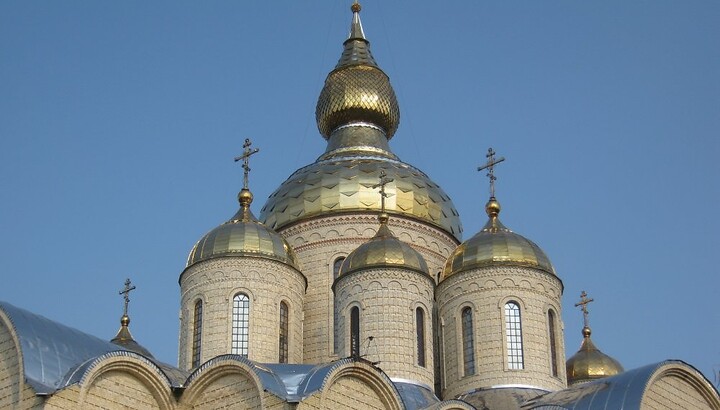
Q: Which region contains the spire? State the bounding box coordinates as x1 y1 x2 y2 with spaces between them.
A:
111 278 153 357
336 1 377 68
233 138 259 222
349 1 366 41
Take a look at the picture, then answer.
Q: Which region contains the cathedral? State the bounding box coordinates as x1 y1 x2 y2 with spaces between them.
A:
1 3 719 409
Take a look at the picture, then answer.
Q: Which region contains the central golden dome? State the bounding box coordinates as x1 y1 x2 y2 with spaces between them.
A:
260 4 461 240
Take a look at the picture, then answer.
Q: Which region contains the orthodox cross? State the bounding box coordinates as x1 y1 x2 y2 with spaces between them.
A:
233 138 260 189
372 170 394 213
119 278 136 317
477 148 505 198
574 290 594 328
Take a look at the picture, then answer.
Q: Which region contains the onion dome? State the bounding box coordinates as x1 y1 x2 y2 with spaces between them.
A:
339 212 429 276
187 188 298 269
441 197 555 280
316 2 400 140
260 4 462 241
566 326 624 385
111 314 153 358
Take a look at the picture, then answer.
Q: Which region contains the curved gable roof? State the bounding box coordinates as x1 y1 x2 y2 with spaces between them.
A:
0 301 185 394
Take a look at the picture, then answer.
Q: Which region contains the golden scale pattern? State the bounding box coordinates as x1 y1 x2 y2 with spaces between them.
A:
316 65 400 139
259 159 462 240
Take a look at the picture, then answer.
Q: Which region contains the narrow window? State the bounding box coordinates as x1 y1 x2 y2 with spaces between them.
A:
461 307 475 376
350 306 360 358
279 301 289 363
505 302 524 369
333 257 345 279
333 257 345 354
416 307 426 367
548 309 558 377
191 300 203 368
232 293 250 357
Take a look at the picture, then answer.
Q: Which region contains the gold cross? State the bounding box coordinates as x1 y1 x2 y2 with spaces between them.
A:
477 147 505 198
574 290 594 329
233 138 260 190
372 170 394 214
119 278 136 317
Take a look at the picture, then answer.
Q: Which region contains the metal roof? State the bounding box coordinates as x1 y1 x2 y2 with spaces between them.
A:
520 360 699 409
0 301 186 394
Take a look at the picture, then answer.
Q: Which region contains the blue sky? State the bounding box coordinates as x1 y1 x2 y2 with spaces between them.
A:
1 1 718 383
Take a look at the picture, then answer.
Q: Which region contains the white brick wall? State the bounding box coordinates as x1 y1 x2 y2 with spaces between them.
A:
179 258 305 370
437 265 566 398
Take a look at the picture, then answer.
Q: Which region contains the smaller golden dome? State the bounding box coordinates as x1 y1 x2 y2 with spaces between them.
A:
441 197 555 280
339 218 429 277
187 189 298 269
566 326 624 385
111 314 154 358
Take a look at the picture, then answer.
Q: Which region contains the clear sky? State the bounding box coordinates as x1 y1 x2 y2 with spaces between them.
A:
1 1 718 384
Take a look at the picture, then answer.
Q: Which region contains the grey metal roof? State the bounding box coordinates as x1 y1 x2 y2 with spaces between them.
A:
0 301 186 393
458 386 548 410
520 360 702 409
188 355 348 402
393 381 440 409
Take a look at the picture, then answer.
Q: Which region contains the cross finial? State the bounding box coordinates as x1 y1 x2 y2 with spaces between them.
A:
372 170 394 215
477 148 505 198
119 278 136 317
234 138 260 190
574 290 595 329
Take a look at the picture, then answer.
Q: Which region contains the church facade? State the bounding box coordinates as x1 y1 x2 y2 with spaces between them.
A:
1 4 719 410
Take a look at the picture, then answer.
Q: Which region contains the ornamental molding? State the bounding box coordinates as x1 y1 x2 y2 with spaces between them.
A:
333 268 435 297
436 266 562 306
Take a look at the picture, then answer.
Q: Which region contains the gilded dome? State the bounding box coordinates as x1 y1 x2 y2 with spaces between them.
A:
441 197 555 280
566 326 624 385
187 189 298 269
260 4 461 241
111 314 154 358
316 3 399 139
339 214 429 276
259 153 462 240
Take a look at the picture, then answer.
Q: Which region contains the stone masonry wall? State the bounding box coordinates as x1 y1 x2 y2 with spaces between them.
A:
179 257 305 370
280 213 458 364
334 267 436 387
437 265 566 399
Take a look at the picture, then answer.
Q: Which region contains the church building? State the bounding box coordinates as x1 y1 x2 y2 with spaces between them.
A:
1 3 718 409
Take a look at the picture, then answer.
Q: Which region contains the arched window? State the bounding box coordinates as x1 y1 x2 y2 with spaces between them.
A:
350 306 360 358
333 257 345 354
461 307 475 376
232 293 250 357
333 257 345 279
505 301 524 369
279 301 289 363
416 307 426 367
191 300 203 368
548 309 558 377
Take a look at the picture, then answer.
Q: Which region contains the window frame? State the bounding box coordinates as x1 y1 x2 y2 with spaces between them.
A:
231 293 250 357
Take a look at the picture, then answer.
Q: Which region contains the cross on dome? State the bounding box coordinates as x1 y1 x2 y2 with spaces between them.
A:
234 138 260 190
119 278 136 317
477 147 505 199
575 290 595 329
372 170 394 221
